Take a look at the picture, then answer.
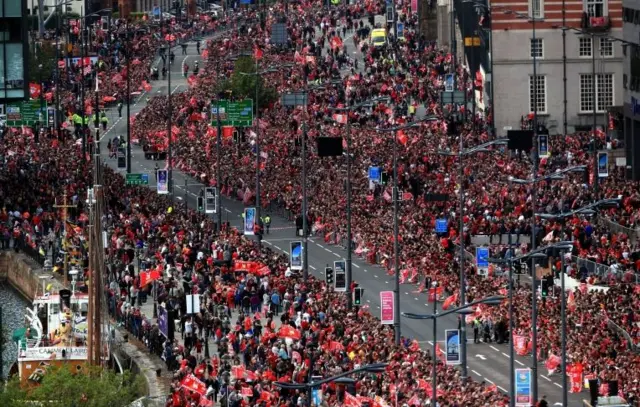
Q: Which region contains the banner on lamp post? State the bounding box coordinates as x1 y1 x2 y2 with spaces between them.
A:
157 169 168 194
380 291 395 325
445 329 461 365
290 241 303 271
244 207 256 236
515 368 533 407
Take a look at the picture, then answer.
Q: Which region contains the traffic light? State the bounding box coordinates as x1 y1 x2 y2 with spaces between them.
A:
352 287 364 306
541 275 553 297
197 196 204 212
325 267 334 286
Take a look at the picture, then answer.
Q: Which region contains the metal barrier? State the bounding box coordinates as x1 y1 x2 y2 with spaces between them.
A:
570 255 616 280
601 217 639 244
22 244 45 267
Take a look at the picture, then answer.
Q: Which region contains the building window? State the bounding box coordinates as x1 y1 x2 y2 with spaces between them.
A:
579 37 592 57
529 75 547 114
530 0 544 19
585 0 606 17
580 74 614 113
530 38 543 58
599 37 613 57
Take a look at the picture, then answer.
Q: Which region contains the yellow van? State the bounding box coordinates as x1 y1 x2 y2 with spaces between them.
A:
370 28 387 48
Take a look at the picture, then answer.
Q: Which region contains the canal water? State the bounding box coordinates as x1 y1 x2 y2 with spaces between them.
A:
0 284 30 378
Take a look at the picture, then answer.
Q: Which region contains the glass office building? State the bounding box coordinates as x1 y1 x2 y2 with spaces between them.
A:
0 0 27 100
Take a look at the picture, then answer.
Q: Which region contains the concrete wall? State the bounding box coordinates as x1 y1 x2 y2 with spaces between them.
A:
493 28 624 137
0 252 50 301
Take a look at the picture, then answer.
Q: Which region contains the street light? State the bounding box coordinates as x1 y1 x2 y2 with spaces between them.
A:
329 97 388 309
489 241 574 407
508 165 585 404
240 62 293 248
533 200 617 407
403 295 505 405
273 363 389 406
438 137 507 380
377 116 438 345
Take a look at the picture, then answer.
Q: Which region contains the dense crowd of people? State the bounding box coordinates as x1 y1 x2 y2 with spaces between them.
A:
1 1 639 406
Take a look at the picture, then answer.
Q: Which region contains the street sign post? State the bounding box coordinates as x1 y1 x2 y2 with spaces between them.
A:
1 100 48 127
334 260 346 292
211 99 254 127
204 187 217 214
125 173 149 185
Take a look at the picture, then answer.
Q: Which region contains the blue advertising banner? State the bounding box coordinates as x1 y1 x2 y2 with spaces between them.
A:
445 329 461 365
515 368 532 406
311 389 322 406
157 169 168 194
538 134 549 158
397 23 404 39
445 74 455 92
598 152 608 177
290 241 303 271
368 166 381 183
158 305 168 338
476 247 489 269
435 218 448 234
244 207 256 236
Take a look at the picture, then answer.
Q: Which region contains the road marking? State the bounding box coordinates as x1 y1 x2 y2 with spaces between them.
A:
310 265 316 270
366 299 371 303
324 248 332 253
374 275 378 278
224 208 232 213
476 354 487 360
264 241 272 245
333 253 340 257
541 375 552 382
414 298 419 301
176 196 183 200
502 352 510 358
498 385 507 392
385 281 389 284
404 292 409 295
485 378 495 385
353 263 360 268
490 345 500 352
515 359 525 366
274 246 282 251
171 85 181 94
363 269 367 272
472 370 481 376
554 383 562 388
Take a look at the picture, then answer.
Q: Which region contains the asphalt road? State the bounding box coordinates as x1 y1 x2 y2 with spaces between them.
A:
97 30 582 407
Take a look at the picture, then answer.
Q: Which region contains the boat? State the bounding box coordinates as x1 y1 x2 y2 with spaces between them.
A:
12 273 89 384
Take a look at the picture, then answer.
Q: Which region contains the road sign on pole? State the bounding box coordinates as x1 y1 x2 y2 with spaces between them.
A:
334 260 346 292
125 173 149 185
1 100 49 127
211 99 254 127
204 187 217 214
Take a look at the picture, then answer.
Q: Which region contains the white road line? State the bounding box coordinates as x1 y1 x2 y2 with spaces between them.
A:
224 208 232 213
502 352 510 358
324 248 332 253
498 385 507 392
515 359 525 366
366 299 371 303
274 246 282 251
353 263 360 268
485 378 495 385
414 298 419 301
385 281 389 284
554 383 562 388
264 241 272 245
333 253 340 257
490 345 500 352
171 85 181 94
404 292 409 295
374 275 378 278
541 375 552 382
310 265 316 270
472 370 481 376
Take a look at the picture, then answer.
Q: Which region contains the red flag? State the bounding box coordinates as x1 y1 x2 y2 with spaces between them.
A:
199 398 213 407
442 293 458 310
329 341 344 352
241 387 253 397
29 83 42 99
344 393 362 407
567 290 576 312
545 354 561 375
397 130 408 145
180 374 207 395
254 45 263 60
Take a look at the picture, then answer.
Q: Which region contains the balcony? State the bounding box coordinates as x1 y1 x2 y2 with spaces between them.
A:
581 13 611 33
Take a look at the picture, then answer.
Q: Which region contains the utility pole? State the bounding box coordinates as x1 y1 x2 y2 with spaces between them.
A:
531 12 540 404
255 56 261 249
126 21 132 174
53 193 76 287
87 154 104 366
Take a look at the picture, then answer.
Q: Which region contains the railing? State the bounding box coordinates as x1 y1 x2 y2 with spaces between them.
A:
600 217 639 244
22 244 46 267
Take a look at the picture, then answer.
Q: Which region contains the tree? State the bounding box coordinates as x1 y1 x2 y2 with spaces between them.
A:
0 364 146 407
29 41 58 85
218 56 279 111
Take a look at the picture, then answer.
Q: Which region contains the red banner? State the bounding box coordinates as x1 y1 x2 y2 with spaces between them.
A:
568 363 583 393
514 335 528 355
181 374 207 395
234 260 261 273
29 83 41 99
545 354 561 374
241 387 253 397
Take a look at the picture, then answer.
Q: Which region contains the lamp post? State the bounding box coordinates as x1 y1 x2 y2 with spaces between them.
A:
509 165 586 401
126 20 132 174
536 197 620 407
273 363 388 406
163 12 174 194
438 137 508 379
489 241 574 407
377 117 438 344
329 97 388 310
403 296 505 404
240 62 292 248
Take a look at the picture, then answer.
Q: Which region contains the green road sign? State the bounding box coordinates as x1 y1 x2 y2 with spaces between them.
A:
211 99 254 127
125 173 149 185
3 100 48 127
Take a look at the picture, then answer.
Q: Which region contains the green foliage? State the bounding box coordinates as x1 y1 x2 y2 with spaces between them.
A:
29 41 58 84
0 365 145 407
218 56 279 111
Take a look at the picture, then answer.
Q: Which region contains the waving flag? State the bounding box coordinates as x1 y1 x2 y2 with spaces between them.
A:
181 374 207 395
